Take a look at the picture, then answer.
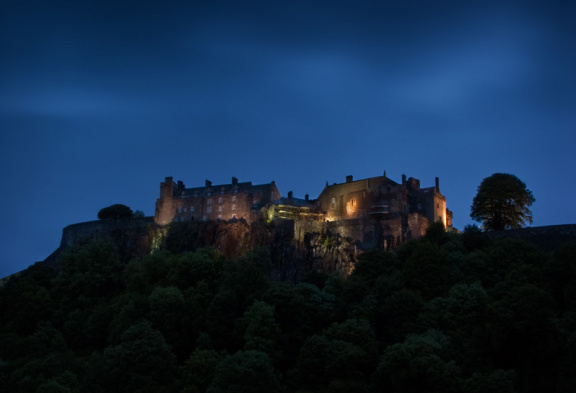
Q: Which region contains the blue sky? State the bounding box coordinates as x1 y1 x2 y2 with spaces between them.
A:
1 0 575 277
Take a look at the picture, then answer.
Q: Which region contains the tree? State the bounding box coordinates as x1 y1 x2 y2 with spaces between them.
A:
471 173 535 231
97 204 133 220
207 350 282 393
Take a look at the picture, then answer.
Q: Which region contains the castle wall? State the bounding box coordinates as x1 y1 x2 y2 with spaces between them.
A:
155 172 450 254
155 177 279 225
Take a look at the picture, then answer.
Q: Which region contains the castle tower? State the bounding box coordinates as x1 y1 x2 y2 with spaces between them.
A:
155 177 176 225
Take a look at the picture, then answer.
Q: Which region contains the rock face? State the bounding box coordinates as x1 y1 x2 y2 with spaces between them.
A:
44 218 576 281
162 219 363 279
47 217 374 280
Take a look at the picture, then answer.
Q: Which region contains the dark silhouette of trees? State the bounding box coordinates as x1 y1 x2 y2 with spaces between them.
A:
97 204 134 220
2 230 575 392
471 173 535 231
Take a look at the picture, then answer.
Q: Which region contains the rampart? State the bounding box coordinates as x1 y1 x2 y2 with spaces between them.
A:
44 217 156 268
485 224 576 251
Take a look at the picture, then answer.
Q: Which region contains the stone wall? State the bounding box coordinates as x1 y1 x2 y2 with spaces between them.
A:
485 224 576 251
44 217 156 268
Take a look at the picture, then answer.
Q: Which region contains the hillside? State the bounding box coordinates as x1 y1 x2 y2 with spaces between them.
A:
1 223 575 392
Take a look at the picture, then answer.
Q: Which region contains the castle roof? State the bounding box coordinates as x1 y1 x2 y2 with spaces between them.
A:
274 196 316 208
177 180 277 197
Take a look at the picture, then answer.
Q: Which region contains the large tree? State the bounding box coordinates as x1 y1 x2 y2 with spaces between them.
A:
471 173 535 231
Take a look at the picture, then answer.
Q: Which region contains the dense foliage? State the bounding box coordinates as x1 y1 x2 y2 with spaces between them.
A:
97 204 134 220
1 227 575 393
471 173 535 231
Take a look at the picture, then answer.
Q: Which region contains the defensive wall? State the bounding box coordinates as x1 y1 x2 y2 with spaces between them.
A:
485 224 576 251
44 217 156 269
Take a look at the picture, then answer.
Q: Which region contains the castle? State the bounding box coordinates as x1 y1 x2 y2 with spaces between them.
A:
155 171 453 249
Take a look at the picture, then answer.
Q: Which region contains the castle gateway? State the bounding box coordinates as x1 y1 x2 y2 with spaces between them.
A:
155 172 453 249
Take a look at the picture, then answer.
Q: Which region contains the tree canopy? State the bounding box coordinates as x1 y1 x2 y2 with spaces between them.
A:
97 204 134 220
471 173 535 231
2 231 575 392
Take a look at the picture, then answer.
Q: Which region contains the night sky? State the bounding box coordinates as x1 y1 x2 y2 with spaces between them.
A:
1 0 575 278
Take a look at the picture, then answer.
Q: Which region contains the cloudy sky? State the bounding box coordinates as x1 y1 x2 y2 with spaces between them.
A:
1 0 575 277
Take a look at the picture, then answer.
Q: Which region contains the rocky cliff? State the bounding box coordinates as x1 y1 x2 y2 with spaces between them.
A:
44 218 576 281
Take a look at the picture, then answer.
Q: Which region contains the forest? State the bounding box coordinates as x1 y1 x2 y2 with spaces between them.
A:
1 224 575 393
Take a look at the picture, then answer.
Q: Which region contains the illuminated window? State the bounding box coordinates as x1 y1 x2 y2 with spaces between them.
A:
331 198 336 209
218 206 222 212
218 215 222 219
232 196 237 203
218 197 223 204
232 205 236 211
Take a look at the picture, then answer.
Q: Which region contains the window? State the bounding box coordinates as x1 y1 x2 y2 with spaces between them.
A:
207 206 212 213
218 206 222 212
190 206 195 212
232 205 236 211
183 207 187 212
207 192 211 196
177 207 182 213
218 214 222 219
221 190 224 195
218 197 223 204
331 197 336 209
234 189 238 194
232 196 237 203
207 199 212 205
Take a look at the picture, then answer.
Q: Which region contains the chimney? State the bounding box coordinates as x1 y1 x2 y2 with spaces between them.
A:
232 176 238 185
288 191 293 200
305 194 309 201
435 177 440 192
346 175 353 183
402 174 406 185
205 180 212 187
